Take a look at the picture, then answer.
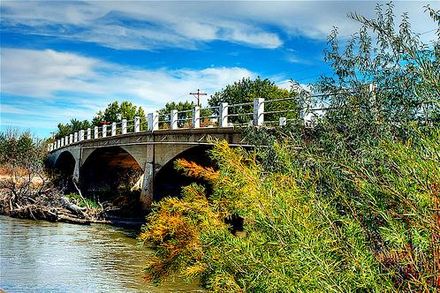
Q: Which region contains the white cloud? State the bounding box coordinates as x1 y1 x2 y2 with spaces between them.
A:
1 1 437 51
1 48 254 128
1 48 254 102
1 48 99 97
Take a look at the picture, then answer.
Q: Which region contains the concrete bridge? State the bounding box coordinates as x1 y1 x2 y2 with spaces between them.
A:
46 99 270 209
46 96 319 209
47 127 246 208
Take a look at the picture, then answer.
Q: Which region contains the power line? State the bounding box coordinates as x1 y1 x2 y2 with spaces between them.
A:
419 28 436 35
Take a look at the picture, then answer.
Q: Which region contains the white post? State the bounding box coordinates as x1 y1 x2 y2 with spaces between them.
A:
148 112 159 131
253 98 264 126
122 119 127 134
102 124 107 138
87 128 91 140
170 110 178 129
69 134 73 144
193 106 200 128
56 140 59 149
134 116 140 132
79 130 84 141
74 132 78 143
112 122 116 136
279 117 287 127
94 126 99 139
60 138 63 147
220 102 228 127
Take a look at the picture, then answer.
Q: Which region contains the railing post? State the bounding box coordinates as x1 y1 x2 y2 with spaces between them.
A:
122 119 127 134
134 116 140 132
74 132 78 143
56 140 59 149
253 98 264 126
193 106 200 128
94 126 99 139
112 122 116 136
279 117 286 127
69 134 73 144
102 124 107 138
87 128 91 140
79 130 84 141
220 102 228 127
170 110 178 129
60 138 63 147
148 112 159 131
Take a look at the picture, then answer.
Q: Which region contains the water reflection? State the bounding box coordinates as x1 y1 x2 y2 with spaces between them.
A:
0 216 201 292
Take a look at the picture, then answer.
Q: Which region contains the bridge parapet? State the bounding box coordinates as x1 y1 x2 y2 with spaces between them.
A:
48 98 271 152
48 95 325 152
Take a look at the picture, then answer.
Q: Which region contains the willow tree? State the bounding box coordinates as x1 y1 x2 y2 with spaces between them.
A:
313 2 439 150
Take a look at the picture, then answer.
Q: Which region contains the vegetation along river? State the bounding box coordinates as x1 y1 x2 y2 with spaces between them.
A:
0 216 201 292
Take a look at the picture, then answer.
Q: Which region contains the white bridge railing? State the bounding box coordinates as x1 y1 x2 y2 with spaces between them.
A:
48 97 314 152
48 84 438 152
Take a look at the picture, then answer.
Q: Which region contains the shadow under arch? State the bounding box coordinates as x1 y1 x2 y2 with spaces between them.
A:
80 146 144 216
53 151 76 192
154 145 214 202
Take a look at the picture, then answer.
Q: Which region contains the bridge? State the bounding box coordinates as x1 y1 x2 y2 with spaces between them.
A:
46 98 296 209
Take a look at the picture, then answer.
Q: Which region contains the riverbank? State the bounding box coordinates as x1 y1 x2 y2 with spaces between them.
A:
0 168 147 227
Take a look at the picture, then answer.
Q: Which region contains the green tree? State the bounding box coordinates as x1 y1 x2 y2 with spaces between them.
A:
54 100 148 138
0 129 45 168
209 77 301 125
313 2 439 149
55 119 90 139
158 101 194 127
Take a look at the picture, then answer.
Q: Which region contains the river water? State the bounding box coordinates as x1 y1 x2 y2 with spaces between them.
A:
0 216 201 292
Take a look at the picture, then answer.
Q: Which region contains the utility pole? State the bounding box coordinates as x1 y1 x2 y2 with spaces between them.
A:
190 89 207 107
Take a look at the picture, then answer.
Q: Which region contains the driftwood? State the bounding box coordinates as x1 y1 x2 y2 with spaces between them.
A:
72 180 90 209
60 196 87 217
57 214 91 225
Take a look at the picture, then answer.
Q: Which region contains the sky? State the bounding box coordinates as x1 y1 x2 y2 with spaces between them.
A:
1 1 438 137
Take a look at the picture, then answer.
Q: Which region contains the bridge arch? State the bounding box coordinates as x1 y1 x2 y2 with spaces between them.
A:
54 150 76 175
52 150 77 191
80 146 144 195
154 145 214 201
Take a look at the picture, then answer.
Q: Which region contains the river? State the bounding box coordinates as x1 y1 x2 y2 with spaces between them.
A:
0 216 202 292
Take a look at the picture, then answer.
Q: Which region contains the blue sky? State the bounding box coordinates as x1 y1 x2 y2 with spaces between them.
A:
1 1 438 137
